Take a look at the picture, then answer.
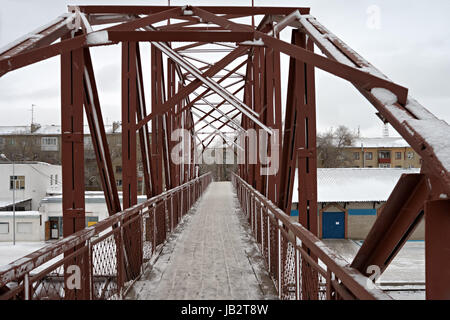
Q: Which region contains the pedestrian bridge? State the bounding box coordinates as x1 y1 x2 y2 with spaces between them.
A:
0 173 389 300
1 4 449 300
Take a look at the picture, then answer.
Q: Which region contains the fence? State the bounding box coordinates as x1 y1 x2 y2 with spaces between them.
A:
231 172 391 300
0 173 212 300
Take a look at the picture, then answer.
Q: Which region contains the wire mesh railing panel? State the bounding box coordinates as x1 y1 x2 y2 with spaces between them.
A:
92 232 119 300
0 173 212 300
231 172 390 300
31 264 65 300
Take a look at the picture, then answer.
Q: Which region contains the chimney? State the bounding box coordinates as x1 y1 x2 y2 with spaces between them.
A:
112 121 120 133
31 123 41 133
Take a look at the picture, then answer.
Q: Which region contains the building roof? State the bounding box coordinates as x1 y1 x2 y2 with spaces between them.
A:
0 211 40 217
0 198 32 209
292 168 421 203
348 137 410 148
41 192 148 204
0 124 121 135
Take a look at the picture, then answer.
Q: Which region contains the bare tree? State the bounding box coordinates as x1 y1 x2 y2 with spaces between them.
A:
317 125 355 168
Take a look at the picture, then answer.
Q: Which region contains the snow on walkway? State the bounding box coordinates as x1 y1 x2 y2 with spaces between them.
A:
126 181 278 300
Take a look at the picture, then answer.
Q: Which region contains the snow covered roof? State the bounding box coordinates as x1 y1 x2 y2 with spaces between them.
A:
0 211 40 217
348 137 410 148
0 198 32 208
41 192 148 204
292 168 421 203
0 124 121 135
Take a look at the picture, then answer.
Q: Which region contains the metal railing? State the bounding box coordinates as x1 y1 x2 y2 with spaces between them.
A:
0 172 212 300
231 172 391 300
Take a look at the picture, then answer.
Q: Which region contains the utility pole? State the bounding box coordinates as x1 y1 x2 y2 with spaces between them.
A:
361 143 365 168
31 104 36 125
1 154 15 245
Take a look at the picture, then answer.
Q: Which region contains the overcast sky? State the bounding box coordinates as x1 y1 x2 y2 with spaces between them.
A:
0 0 449 138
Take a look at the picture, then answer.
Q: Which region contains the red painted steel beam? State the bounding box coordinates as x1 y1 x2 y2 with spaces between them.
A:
82 48 122 215
0 8 180 76
107 30 254 42
60 35 87 299
277 30 302 215
121 41 142 280
0 15 72 60
136 46 248 129
135 43 154 197
425 199 450 300
351 174 428 275
106 7 182 31
188 84 245 131
77 5 310 15
191 7 408 105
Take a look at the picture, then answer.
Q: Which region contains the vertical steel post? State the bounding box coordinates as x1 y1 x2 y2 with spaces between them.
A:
425 199 450 300
122 41 141 280
61 36 86 299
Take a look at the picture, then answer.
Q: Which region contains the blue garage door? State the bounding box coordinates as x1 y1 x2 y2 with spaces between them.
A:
322 212 345 239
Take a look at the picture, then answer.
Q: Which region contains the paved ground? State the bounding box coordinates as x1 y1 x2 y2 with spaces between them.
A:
323 239 425 300
126 181 278 300
0 242 46 266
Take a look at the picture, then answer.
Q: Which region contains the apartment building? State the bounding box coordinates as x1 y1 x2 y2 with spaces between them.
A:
345 137 421 169
0 122 135 191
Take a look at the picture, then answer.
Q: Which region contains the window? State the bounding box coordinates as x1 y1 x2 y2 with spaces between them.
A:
396 152 402 160
55 174 58 185
84 136 93 150
0 223 9 234
379 164 391 168
10 176 25 190
116 179 122 187
50 174 53 185
395 165 402 168
407 152 414 159
0 137 4 145
116 166 122 173
17 222 32 234
9 138 15 145
365 152 373 160
41 137 58 151
353 152 360 160
86 217 99 227
378 151 391 159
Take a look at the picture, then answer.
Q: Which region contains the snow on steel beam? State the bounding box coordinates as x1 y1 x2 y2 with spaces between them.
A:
76 5 310 15
191 7 409 106
86 13 136 25
0 8 181 76
295 15 450 195
106 30 255 42
136 46 248 127
190 91 244 131
173 61 247 121
180 54 247 78
351 174 427 276
105 7 182 31
0 13 75 60
144 39 271 134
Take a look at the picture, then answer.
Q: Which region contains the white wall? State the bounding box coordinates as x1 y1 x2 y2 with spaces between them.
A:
0 162 61 210
0 212 43 241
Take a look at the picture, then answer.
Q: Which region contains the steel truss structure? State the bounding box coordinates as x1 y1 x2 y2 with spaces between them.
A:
0 5 449 300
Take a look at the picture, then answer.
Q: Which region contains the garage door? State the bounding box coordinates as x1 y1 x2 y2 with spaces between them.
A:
322 212 345 239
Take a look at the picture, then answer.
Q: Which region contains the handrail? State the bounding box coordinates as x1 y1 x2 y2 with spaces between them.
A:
0 172 211 291
231 172 391 300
